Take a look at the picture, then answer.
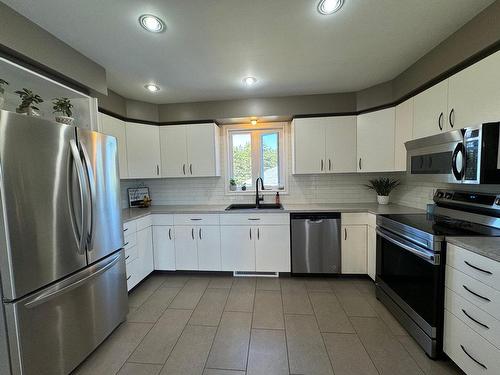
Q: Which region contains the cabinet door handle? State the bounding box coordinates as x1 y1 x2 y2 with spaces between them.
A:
127 275 131 281
125 255 130 260
320 159 324 171
183 164 186 175
438 112 443 131
189 164 193 175
464 260 492 275
461 309 489 329
463 285 490 302
358 158 362 170
191 228 195 240
449 108 455 128
123 228 128 232
123 242 129 247
257 228 260 240
248 218 260 221
249 228 252 240
156 164 160 175
460 345 487 370
168 228 172 240
328 159 332 171
344 228 347 240
199 228 202 239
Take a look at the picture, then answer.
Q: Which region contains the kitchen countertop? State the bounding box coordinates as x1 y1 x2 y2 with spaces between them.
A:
447 237 500 262
122 203 424 223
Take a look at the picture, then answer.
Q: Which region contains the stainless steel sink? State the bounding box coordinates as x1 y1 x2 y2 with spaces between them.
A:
225 203 283 211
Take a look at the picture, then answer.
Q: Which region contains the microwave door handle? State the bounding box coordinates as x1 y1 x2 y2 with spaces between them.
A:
69 140 88 255
376 228 438 264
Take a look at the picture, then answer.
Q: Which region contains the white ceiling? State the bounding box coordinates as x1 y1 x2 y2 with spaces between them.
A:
3 0 495 104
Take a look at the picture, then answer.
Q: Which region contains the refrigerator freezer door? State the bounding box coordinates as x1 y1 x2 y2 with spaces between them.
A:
77 128 123 264
0 110 87 300
4 250 128 375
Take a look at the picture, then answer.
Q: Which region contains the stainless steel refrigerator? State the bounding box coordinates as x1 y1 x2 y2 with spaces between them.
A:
0 110 128 375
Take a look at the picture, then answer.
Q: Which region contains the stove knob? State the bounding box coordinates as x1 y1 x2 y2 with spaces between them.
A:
495 198 500 206
436 192 444 198
445 193 452 199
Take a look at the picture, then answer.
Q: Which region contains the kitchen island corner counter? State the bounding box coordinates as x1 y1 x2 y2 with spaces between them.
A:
446 236 500 262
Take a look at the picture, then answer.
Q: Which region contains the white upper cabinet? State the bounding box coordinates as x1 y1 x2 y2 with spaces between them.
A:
160 123 220 178
357 107 395 172
99 113 128 178
292 116 357 174
394 98 414 171
413 80 449 139
125 122 161 178
448 51 500 129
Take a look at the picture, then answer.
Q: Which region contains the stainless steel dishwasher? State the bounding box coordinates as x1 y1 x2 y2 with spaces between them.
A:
291 212 341 274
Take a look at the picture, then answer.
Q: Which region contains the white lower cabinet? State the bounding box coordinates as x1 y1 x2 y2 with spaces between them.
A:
221 226 255 271
255 225 290 272
153 226 175 270
197 226 221 271
341 225 367 274
136 226 154 280
367 224 377 281
174 223 221 271
124 219 154 291
174 226 199 270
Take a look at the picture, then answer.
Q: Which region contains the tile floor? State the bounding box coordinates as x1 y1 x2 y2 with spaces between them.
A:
73 274 464 375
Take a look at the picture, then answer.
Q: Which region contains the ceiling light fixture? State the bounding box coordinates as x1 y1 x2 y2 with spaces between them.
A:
250 119 258 126
144 83 160 92
243 76 257 86
139 14 166 33
317 0 344 15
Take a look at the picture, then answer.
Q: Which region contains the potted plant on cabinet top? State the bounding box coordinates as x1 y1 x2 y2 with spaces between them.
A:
52 97 74 125
15 88 43 116
0 79 9 109
365 177 400 205
229 178 237 191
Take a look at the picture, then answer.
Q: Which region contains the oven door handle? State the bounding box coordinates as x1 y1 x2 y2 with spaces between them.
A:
376 228 439 265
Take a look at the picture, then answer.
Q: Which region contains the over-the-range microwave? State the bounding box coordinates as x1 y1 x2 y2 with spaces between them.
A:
405 122 500 184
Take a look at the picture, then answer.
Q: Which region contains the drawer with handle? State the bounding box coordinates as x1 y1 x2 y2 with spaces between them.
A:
174 214 220 226
445 265 500 319
126 258 141 291
220 213 289 226
136 215 153 231
446 287 500 350
152 214 174 226
447 243 500 291
125 245 138 265
123 220 137 234
123 232 137 250
444 310 500 375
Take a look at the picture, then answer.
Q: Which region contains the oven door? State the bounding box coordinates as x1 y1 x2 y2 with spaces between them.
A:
376 227 443 338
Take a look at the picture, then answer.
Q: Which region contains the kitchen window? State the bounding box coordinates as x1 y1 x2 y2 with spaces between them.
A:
226 123 286 193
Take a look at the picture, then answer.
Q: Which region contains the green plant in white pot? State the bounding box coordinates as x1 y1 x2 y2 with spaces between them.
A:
52 97 74 125
365 177 400 205
0 79 9 109
15 88 43 116
229 178 237 191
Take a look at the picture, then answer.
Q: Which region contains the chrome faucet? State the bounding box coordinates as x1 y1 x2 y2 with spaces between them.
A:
255 177 265 208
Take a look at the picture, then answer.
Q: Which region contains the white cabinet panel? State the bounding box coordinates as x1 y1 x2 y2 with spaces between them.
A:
325 116 357 173
186 124 220 177
197 226 221 271
448 51 500 129
341 225 367 274
174 214 220 226
100 113 128 178
292 118 325 174
413 80 448 139
394 98 413 171
357 108 395 172
174 226 198 270
160 125 187 177
367 224 376 281
153 226 175 271
136 226 154 280
255 225 290 272
126 257 141 291
126 122 161 178
220 226 255 271
220 213 289 226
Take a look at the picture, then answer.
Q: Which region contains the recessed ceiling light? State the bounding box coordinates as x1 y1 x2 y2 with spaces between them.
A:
317 0 344 15
250 119 258 126
139 14 166 33
243 76 257 86
144 83 160 92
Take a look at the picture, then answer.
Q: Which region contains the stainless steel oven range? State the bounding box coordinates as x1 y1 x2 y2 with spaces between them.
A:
376 189 500 358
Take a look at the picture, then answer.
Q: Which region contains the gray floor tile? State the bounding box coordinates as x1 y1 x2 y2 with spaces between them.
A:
323 333 378 375
256 277 281 291
247 329 288 375
252 290 284 330
209 276 235 289
364 293 408 336
159 275 190 288
354 279 376 295
284 314 334 375
117 363 162 375
203 370 245 375
189 288 230 326
337 294 378 317
305 279 334 292
351 317 424 375
330 279 363 298
225 278 255 312
309 292 355 333
206 311 252 371
129 309 192 364
127 287 181 323
73 322 152 375
170 278 209 309
160 325 217 375
282 279 313 315
128 276 167 307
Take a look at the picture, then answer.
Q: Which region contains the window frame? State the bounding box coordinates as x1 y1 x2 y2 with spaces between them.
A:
225 122 287 195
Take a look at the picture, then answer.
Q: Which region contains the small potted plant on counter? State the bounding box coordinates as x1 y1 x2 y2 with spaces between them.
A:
0 78 9 109
52 97 74 125
365 177 400 205
15 88 43 116
229 178 237 191
241 183 247 191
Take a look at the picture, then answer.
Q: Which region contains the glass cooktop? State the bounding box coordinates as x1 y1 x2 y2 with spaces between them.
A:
381 213 500 237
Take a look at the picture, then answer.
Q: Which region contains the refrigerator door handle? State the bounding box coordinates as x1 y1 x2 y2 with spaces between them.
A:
79 141 96 250
69 139 89 254
24 252 122 309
